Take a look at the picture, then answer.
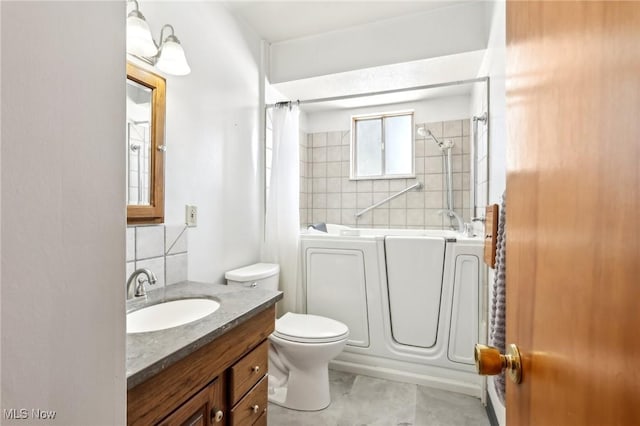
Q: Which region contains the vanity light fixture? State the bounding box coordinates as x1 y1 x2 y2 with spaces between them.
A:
126 0 191 76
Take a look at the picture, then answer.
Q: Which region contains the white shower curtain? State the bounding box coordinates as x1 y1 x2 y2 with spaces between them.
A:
262 104 300 315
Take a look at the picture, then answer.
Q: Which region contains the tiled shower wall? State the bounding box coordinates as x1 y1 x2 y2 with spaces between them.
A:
300 119 471 229
126 224 188 291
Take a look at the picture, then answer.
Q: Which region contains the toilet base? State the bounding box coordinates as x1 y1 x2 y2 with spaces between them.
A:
267 367 331 411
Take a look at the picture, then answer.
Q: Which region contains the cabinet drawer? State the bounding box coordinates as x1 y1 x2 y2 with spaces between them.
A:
230 375 268 426
230 340 268 404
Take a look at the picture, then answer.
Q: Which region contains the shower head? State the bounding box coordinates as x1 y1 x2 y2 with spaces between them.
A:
417 126 453 151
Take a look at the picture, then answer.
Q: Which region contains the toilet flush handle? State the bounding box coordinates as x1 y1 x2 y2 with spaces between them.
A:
250 282 257 288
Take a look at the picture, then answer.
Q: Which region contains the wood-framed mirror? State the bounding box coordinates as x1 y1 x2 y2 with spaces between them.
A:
126 62 165 224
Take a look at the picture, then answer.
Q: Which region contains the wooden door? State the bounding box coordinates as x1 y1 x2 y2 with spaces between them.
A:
506 1 640 424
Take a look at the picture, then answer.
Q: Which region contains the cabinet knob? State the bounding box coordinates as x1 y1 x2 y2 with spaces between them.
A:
211 408 224 423
252 365 260 373
252 405 260 414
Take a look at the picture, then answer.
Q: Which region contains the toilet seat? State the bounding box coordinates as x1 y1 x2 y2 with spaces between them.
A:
273 313 349 344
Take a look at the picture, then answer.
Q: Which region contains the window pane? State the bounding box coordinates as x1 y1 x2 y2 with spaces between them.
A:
384 115 413 175
356 119 382 177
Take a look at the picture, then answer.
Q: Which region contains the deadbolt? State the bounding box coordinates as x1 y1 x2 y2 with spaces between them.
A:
474 343 522 384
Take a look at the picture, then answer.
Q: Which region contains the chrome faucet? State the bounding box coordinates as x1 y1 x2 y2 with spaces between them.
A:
438 209 464 233
126 268 157 299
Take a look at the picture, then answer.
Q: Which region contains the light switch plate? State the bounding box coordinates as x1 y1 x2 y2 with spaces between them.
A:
185 205 198 227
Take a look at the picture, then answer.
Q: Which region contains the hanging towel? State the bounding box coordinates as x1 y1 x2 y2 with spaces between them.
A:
490 192 507 403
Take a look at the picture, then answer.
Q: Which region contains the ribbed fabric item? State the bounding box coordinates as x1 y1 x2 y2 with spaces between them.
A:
490 192 507 403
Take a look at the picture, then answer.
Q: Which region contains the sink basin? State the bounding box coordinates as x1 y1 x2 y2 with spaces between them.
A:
127 298 220 333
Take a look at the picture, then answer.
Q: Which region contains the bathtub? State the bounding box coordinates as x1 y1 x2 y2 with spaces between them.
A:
300 225 485 396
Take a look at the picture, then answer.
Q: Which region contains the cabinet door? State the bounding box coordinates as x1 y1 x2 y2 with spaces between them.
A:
157 378 225 426
230 376 268 426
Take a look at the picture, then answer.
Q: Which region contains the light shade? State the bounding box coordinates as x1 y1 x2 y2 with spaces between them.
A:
126 13 158 57
155 36 191 76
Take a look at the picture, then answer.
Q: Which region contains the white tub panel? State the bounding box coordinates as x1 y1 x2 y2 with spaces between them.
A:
448 254 479 365
305 248 370 347
385 236 446 348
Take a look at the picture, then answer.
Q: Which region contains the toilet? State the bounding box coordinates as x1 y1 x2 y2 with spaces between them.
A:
225 263 349 411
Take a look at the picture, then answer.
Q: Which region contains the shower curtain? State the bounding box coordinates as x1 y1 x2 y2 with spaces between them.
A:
262 104 300 315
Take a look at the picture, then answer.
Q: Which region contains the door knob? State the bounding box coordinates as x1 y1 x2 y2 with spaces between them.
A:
474 343 522 384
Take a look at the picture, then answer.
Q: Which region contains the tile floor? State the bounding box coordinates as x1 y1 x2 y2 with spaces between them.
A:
267 370 491 426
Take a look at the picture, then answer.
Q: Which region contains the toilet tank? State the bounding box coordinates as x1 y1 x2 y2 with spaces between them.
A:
225 263 280 291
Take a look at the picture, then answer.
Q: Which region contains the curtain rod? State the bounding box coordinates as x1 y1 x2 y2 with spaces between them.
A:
265 76 489 109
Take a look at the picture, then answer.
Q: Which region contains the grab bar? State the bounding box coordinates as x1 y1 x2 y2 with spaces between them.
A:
355 181 423 218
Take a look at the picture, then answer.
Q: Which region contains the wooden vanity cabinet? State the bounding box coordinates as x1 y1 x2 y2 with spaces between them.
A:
128 305 275 426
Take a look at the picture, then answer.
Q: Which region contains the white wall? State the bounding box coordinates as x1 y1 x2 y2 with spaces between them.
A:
1 2 126 425
139 2 263 283
473 1 507 425
305 95 472 133
269 1 490 83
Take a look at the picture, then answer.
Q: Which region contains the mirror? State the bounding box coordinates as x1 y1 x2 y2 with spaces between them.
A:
126 62 165 224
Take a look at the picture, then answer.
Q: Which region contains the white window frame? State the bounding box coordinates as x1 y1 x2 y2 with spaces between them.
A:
350 110 415 180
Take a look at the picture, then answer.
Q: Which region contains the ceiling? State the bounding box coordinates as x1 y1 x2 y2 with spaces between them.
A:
224 1 464 43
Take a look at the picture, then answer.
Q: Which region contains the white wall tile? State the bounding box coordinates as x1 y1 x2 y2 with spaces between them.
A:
327 146 341 162
166 253 188 285
312 209 327 223
326 177 342 193
342 178 357 193
312 193 327 209
327 131 341 146
373 209 389 226
126 228 135 262
326 209 341 224
313 132 327 147
373 180 389 192
407 209 425 226
312 162 327 177
425 191 444 208
341 193 357 209
407 191 425 208
136 225 164 260
357 180 373 192
389 179 408 191
327 162 341 177
424 156 443 174
424 174 443 191
341 209 357 225
327 193 341 209
444 120 462 137
389 209 406 226
389 193 406 209
313 178 327 193
357 193 373 209
165 225 188 255
341 145 350 161
373 192 389 205
356 211 372 226
312 147 327 162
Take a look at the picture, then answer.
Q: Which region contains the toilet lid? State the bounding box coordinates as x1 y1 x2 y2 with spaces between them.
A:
273 313 349 344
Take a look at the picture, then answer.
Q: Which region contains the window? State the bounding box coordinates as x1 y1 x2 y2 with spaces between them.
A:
351 111 414 179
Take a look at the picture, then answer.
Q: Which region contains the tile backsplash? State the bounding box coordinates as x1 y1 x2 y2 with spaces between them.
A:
126 224 188 292
301 119 471 229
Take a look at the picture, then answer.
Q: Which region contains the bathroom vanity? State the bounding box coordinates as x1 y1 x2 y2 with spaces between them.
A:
126 282 281 425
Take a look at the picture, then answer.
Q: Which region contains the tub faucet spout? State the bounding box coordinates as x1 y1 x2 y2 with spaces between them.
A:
438 209 464 233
